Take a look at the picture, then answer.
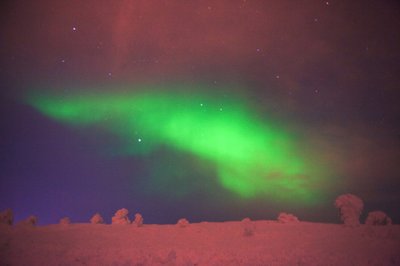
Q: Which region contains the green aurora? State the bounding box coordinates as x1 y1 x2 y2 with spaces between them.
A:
26 84 330 204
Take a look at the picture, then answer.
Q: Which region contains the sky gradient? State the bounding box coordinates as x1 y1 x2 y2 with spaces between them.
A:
0 0 399 225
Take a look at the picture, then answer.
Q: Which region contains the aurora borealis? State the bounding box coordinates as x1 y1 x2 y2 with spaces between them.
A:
27 85 328 203
1 0 399 225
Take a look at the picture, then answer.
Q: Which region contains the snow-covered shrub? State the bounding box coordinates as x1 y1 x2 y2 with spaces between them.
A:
365 211 392 226
177 218 189 228
133 213 143 227
59 217 71 225
17 215 37 226
90 213 104 224
334 194 364 227
277 212 299 223
0 209 13 225
27 215 37 225
241 217 255 236
112 208 130 225
242 217 251 223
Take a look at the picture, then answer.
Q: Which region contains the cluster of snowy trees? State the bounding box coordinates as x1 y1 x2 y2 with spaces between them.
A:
0 209 37 227
0 193 394 227
0 208 189 228
334 194 392 226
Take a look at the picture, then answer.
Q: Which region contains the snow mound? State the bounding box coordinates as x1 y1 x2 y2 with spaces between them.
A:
59 217 71 225
277 212 299 223
177 218 189 228
241 217 255 236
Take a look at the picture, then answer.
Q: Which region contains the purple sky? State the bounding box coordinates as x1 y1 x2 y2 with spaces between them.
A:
0 0 399 225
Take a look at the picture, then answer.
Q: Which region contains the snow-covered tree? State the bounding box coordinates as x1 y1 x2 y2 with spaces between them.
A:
112 208 130 225
133 213 143 227
334 194 363 227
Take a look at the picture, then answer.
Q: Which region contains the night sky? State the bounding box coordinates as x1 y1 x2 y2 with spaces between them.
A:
1 0 399 225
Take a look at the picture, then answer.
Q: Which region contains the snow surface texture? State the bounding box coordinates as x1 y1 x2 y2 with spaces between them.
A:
365 211 392 226
1 221 400 265
334 194 364 227
277 212 299 223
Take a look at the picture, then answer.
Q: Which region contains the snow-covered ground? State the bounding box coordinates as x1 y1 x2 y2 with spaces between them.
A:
1 221 399 265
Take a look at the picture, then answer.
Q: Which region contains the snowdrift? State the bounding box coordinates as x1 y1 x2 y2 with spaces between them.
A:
1 220 399 265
